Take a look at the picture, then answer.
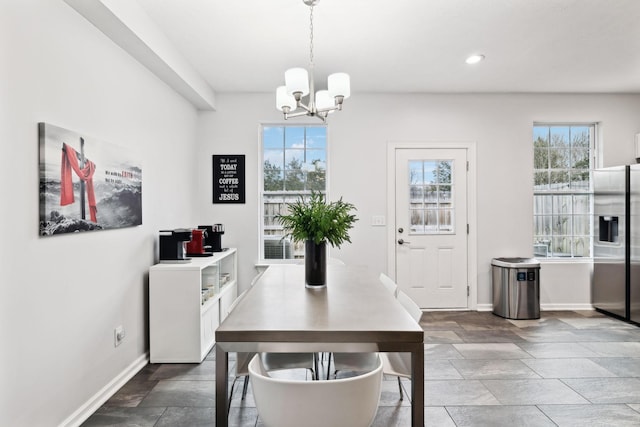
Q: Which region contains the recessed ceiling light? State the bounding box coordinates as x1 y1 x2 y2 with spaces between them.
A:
466 54 485 65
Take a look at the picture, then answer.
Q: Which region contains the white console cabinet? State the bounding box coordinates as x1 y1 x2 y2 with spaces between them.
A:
149 248 237 363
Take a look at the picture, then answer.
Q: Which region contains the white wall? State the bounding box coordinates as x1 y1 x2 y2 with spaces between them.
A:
0 1 198 425
539 260 593 310
197 93 640 307
197 98 283 289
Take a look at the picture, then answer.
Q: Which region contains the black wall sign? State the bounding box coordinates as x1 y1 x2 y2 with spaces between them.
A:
212 155 245 204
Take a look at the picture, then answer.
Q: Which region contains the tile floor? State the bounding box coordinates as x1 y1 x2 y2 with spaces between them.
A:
82 310 640 426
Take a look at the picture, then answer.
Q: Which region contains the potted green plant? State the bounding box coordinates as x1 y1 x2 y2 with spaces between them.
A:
277 191 358 287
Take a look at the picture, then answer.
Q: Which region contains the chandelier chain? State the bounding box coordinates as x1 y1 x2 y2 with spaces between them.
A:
309 5 314 68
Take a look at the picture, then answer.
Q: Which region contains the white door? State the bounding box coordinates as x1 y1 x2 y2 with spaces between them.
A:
395 148 468 309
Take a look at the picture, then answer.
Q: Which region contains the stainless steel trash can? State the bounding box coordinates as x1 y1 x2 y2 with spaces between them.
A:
492 257 540 320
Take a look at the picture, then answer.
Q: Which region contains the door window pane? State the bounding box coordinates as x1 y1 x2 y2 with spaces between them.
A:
438 185 452 203
410 185 424 201
423 161 438 184
409 161 424 185
410 210 424 233
439 209 453 231
408 160 455 234
425 210 438 231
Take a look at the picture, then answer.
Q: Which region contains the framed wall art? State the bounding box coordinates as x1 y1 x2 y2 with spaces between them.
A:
212 154 245 204
38 122 142 236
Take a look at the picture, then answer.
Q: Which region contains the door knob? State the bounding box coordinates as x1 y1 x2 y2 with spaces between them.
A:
398 239 411 245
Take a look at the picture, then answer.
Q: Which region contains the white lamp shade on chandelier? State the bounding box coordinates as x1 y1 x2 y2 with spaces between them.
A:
285 68 310 97
314 90 333 112
275 0 351 122
327 72 350 99
276 86 297 112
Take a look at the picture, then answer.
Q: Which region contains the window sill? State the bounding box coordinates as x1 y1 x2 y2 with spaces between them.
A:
536 257 593 264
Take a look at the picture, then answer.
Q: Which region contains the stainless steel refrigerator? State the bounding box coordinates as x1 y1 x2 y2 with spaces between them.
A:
593 165 640 324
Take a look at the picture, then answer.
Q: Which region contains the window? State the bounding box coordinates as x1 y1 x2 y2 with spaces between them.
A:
260 125 327 260
533 124 595 258
409 160 454 234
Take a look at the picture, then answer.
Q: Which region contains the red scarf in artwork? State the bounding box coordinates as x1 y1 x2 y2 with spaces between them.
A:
60 143 98 223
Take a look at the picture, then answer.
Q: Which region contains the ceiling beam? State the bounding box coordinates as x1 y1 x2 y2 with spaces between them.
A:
64 0 216 111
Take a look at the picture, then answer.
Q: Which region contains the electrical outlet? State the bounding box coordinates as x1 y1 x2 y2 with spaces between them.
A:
114 325 125 347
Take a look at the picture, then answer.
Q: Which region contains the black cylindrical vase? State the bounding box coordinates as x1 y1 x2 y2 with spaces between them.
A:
305 240 327 287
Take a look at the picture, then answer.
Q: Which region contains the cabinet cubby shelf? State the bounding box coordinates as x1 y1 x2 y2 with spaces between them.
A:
149 248 237 363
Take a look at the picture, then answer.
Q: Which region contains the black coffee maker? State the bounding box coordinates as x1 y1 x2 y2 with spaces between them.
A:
159 229 192 263
198 224 225 252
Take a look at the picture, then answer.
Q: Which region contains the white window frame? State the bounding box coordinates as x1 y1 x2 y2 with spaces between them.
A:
408 159 456 235
258 123 328 263
533 122 598 259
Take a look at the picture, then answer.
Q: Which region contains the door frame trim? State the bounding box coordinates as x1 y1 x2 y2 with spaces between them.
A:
387 141 478 310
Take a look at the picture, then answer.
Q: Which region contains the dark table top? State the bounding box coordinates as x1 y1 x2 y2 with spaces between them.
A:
216 264 424 348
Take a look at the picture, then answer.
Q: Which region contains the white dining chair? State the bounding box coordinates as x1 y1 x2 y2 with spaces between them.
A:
397 289 423 323
249 353 383 427
379 272 398 297
260 352 318 380
328 272 400 379
379 289 423 400
227 285 317 408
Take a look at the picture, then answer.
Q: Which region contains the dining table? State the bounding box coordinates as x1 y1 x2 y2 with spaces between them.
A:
215 263 425 426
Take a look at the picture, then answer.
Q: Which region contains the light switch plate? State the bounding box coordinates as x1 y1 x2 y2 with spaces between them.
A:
372 215 386 226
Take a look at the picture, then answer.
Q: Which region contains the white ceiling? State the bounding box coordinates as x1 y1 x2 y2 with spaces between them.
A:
135 0 640 94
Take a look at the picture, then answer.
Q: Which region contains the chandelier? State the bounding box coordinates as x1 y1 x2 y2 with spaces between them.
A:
276 0 350 122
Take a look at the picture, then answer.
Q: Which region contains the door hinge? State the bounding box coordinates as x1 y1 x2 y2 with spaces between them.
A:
466 161 469 171
466 224 469 234
467 285 470 297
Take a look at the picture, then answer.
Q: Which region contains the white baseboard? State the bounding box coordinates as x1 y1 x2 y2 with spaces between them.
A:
476 303 594 312
540 303 594 311
60 352 149 427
